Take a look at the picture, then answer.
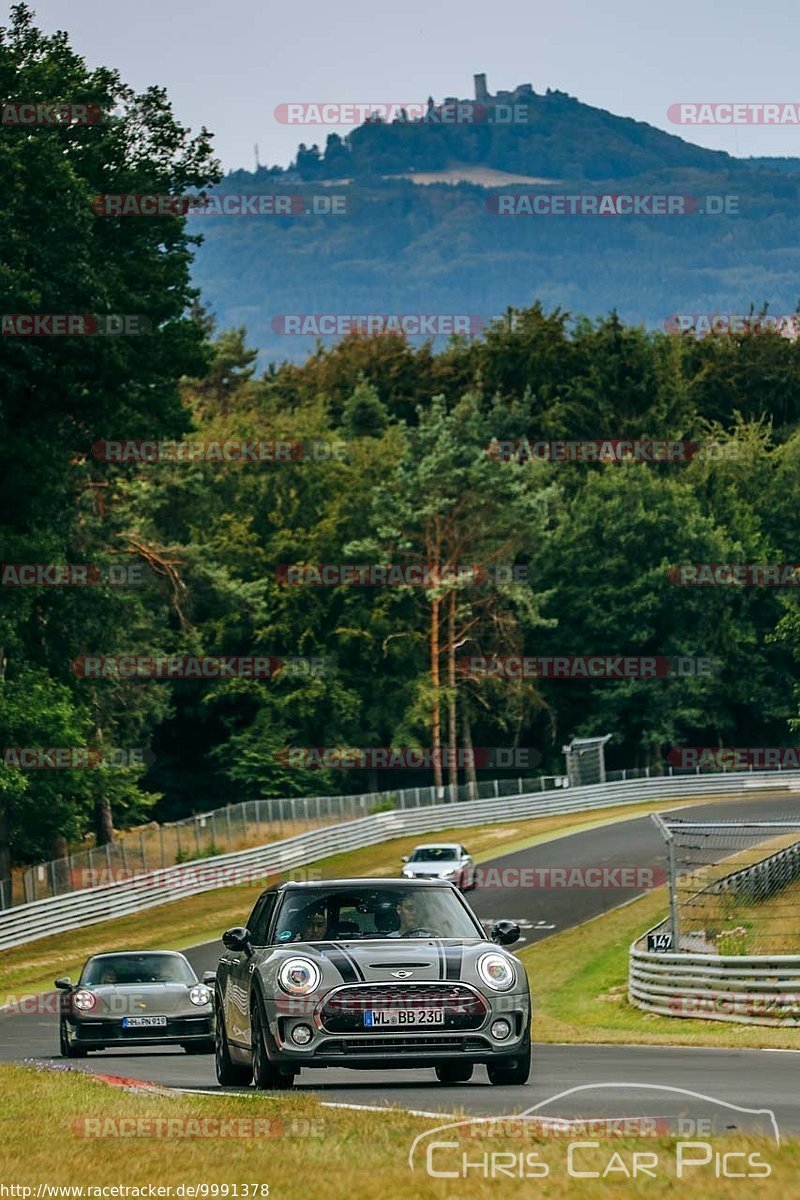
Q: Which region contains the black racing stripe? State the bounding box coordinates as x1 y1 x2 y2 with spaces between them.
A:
312 942 361 983
444 943 463 981
434 940 446 979
335 944 366 981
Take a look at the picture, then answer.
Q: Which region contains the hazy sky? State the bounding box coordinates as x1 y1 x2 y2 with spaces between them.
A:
19 0 800 171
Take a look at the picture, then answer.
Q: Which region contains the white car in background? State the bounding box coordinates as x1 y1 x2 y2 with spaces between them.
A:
401 843 476 890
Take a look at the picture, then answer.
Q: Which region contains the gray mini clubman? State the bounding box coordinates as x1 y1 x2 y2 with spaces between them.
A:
215 878 531 1089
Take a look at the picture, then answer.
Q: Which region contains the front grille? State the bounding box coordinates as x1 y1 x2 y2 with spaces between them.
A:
319 983 487 1033
317 1035 491 1055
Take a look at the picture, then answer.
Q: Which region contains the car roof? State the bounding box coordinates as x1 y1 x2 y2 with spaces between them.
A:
87 950 189 961
272 877 451 892
411 843 462 849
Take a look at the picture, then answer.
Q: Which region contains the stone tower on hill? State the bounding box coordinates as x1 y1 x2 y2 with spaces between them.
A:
473 73 535 103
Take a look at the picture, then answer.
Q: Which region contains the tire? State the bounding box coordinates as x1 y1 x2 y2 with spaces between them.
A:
251 1000 295 1091
59 1022 87 1058
215 1004 252 1087
183 1040 215 1054
435 1062 474 1084
486 1035 531 1086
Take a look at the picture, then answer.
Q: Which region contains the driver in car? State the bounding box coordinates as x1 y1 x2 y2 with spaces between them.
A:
386 892 433 937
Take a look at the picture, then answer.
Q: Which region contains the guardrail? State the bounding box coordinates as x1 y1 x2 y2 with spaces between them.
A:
2 768 798 952
629 946 800 1025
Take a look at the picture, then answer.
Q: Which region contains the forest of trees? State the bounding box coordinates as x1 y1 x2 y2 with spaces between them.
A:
2 7 800 882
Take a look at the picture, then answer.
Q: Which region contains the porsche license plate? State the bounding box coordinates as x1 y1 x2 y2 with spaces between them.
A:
364 1008 445 1027
121 1016 167 1028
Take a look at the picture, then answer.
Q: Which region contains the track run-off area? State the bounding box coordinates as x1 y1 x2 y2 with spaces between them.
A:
2 793 798 1134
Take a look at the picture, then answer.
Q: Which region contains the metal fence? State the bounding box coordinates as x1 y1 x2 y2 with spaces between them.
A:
2 767 798 952
650 816 800 955
631 814 800 1025
6 773 572 909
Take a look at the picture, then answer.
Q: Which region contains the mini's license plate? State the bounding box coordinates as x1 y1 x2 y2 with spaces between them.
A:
121 1016 168 1028
364 1008 445 1027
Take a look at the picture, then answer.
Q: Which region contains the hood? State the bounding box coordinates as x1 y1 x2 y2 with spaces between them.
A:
290 937 488 984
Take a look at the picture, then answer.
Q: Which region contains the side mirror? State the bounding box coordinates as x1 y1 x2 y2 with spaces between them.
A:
202 971 216 986
491 920 520 946
222 926 253 954
401 856 409 863
54 977 72 990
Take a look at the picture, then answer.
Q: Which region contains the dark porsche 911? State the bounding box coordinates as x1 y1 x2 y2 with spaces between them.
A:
215 878 531 1090
56 950 215 1056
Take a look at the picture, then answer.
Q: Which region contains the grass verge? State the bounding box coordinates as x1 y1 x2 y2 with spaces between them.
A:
0 1062 796 1197
0 794 745 1005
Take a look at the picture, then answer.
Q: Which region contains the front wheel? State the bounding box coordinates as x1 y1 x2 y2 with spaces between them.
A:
435 1062 474 1084
215 1005 252 1087
251 1001 295 1091
487 1036 531 1086
59 1022 87 1058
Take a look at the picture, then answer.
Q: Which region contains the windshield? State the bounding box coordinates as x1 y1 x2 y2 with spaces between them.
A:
81 954 196 985
410 847 458 862
273 886 481 941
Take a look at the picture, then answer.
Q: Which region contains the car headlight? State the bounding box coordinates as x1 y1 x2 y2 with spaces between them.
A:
477 952 516 992
278 957 321 995
189 984 211 1006
73 990 96 1012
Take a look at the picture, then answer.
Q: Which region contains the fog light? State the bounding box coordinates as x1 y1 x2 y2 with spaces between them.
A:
291 1024 313 1045
491 1018 511 1040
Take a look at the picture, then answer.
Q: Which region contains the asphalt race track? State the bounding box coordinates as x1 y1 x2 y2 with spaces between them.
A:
2 792 799 1133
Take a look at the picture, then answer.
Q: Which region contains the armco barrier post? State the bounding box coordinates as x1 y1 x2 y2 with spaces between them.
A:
651 813 679 950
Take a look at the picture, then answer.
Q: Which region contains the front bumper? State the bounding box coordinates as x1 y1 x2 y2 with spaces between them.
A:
66 1014 213 1047
266 986 530 1069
